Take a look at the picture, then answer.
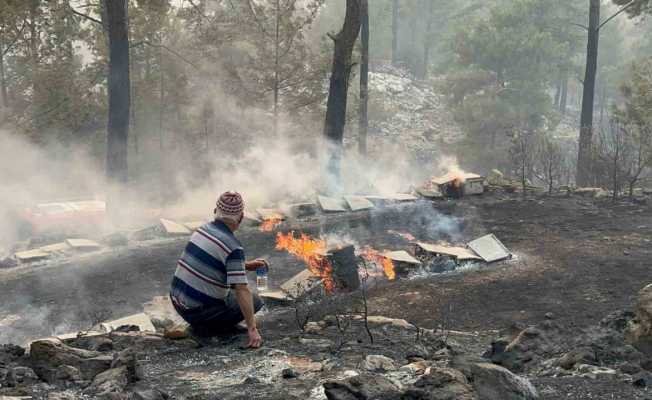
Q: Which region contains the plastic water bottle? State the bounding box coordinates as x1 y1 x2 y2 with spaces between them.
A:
256 265 269 291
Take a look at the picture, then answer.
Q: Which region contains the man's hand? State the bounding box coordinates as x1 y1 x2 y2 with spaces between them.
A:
245 258 270 271
234 284 261 349
247 327 263 348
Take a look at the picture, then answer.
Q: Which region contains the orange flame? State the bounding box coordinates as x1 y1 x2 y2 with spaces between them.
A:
388 230 416 242
275 231 335 292
259 215 283 232
360 247 396 280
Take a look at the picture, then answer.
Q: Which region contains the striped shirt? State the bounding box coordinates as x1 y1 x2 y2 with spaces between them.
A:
170 220 247 308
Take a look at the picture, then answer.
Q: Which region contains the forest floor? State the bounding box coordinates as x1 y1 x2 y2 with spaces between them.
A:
1 189 651 399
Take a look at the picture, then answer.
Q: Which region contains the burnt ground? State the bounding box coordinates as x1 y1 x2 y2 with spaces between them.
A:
1 191 652 398
368 193 652 333
0 201 466 343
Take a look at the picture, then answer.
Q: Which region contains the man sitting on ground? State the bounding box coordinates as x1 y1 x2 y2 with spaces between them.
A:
170 191 267 348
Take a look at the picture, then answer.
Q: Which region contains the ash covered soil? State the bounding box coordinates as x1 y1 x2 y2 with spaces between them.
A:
369 193 652 331
2 191 652 399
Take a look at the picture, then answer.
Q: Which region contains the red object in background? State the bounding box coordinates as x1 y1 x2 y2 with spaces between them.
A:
19 200 107 235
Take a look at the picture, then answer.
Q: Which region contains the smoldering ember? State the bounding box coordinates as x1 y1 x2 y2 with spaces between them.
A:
1 2 652 400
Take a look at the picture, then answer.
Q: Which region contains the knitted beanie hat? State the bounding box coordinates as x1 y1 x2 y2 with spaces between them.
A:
215 191 244 222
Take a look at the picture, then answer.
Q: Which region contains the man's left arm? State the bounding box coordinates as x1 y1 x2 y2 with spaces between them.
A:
226 250 262 348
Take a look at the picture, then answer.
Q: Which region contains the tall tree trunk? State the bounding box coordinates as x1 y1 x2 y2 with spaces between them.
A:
104 0 130 186
409 4 417 73
323 0 361 183
29 0 39 122
554 72 562 107
391 0 398 66
129 45 138 155
421 0 434 80
273 0 280 135
577 0 600 187
157 40 166 203
158 43 164 154
0 46 7 110
599 82 607 125
358 0 369 156
548 160 553 195
559 71 568 115
131 78 138 155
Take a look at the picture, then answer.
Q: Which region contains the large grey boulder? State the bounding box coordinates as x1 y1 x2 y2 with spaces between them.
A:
626 284 652 355
131 387 170 400
556 347 597 370
469 363 538 400
485 325 556 373
401 367 477 400
29 338 112 383
323 374 400 400
3 366 40 387
362 355 397 372
86 366 131 396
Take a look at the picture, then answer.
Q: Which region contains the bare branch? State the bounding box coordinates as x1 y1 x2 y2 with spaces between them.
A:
245 0 269 36
570 22 589 30
68 5 102 25
1 18 28 56
186 0 214 25
131 41 200 70
599 0 637 31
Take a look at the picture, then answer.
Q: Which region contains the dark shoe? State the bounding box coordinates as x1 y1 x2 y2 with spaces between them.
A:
187 326 215 347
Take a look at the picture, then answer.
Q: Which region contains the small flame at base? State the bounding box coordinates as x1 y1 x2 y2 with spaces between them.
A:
360 247 396 280
275 231 335 292
260 215 283 232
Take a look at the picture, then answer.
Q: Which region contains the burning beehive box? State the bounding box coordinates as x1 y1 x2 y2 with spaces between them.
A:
430 172 485 198
274 232 360 300
256 208 286 232
415 182 443 199
317 196 347 213
279 269 323 298
414 242 482 272
467 234 511 262
343 195 375 211
364 193 419 207
327 244 360 291
14 249 50 263
414 242 481 261
286 202 319 218
381 250 421 276
65 238 102 251
159 219 191 236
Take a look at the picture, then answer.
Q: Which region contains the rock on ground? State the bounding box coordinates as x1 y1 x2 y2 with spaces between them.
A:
29 339 112 383
486 325 557 373
323 374 400 400
626 284 652 356
362 355 397 372
469 363 538 400
86 365 131 396
402 367 477 400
